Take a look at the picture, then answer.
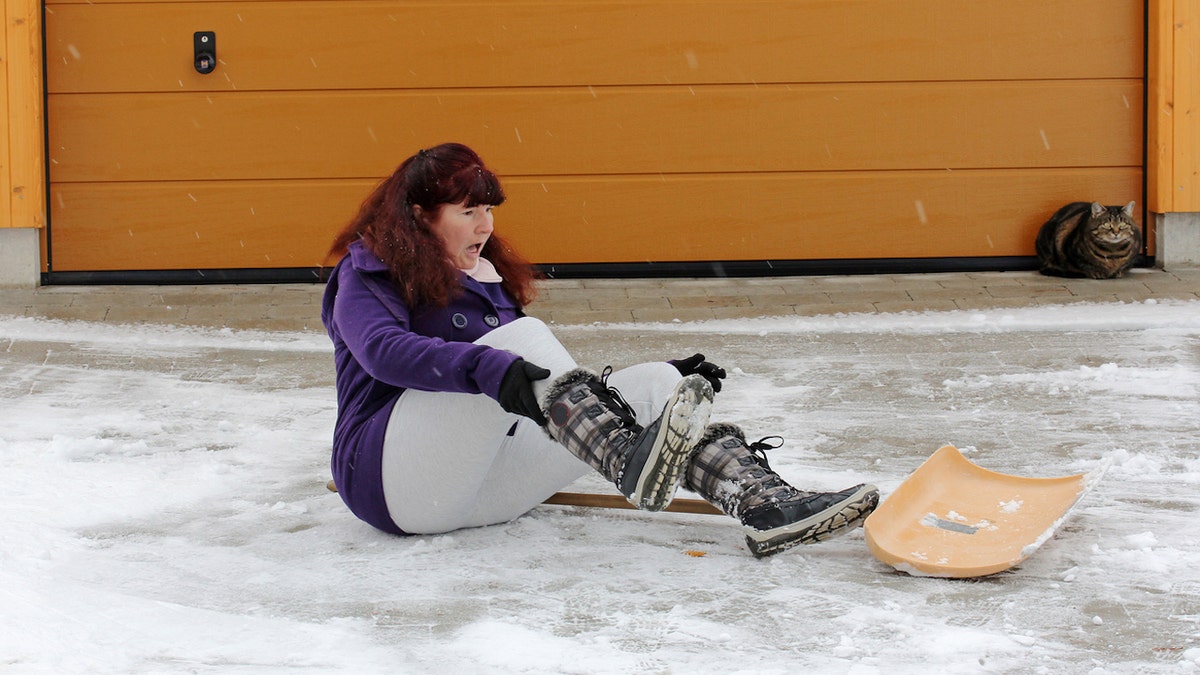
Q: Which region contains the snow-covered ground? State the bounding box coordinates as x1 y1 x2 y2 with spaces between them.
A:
2 301 1199 674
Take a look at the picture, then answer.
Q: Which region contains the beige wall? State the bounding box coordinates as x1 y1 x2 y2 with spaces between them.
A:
1 0 43 285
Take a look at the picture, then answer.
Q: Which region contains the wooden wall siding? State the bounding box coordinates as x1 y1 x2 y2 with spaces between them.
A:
1 0 9 226
0 0 8 225
1150 0 1200 213
1179 2 1200 212
44 0 1145 272
3 0 45 229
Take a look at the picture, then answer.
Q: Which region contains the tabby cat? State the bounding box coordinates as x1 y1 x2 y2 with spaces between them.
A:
1035 201 1141 279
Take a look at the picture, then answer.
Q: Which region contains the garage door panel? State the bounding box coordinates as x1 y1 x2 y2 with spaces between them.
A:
45 0 1142 94
49 81 1143 182
49 180 368 271
50 168 1140 271
509 169 1143 263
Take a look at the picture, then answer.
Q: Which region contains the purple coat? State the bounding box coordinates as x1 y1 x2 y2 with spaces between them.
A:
321 241 524 534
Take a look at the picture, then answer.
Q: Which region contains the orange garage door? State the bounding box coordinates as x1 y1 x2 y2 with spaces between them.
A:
43 0 1144 280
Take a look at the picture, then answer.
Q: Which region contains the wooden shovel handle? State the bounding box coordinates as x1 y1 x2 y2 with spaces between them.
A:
544 491 723 515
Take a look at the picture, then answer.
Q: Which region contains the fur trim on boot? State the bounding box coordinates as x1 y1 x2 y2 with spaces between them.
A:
539 368 597 427
541 368 713 511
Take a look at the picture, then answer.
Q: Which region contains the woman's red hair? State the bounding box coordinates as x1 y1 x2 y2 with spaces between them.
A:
328 143 539 308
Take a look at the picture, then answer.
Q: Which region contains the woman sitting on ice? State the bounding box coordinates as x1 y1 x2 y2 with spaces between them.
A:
321 142 878 557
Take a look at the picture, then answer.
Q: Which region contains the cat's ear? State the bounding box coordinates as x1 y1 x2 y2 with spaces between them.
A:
1122 201 1136 217
1090 202 1106 217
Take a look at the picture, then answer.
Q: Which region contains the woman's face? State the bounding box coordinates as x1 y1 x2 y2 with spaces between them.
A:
419 200 495 270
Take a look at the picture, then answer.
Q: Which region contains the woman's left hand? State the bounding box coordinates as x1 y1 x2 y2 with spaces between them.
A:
498 359 552 425
669 353 726 393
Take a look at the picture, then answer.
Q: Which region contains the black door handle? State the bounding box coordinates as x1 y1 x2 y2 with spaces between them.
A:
194 31 216 74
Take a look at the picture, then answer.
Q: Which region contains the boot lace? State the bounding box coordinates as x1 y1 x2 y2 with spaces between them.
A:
747 435 784 472
594 366 638 427
745 435 801 498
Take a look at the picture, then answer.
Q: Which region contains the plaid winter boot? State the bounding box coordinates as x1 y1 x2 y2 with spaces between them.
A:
684 423 880 557
541 367 714 511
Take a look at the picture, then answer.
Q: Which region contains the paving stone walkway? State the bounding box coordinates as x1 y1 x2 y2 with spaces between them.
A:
2 268 1199 331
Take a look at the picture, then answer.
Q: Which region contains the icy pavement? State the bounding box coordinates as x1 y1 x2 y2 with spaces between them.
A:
2 301 1199 673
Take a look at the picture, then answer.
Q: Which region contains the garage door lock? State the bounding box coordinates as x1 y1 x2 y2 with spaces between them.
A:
194 31 216 74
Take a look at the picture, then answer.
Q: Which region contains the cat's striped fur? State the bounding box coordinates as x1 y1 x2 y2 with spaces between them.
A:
1035 201 1141 279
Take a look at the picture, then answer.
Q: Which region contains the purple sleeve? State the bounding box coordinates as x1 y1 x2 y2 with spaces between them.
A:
332 266 519 399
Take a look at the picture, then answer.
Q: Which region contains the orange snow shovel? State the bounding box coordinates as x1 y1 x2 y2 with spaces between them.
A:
864 445 1107 578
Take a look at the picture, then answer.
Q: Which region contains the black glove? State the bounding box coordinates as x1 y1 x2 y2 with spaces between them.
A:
669 353 726 393
498 359 551 426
